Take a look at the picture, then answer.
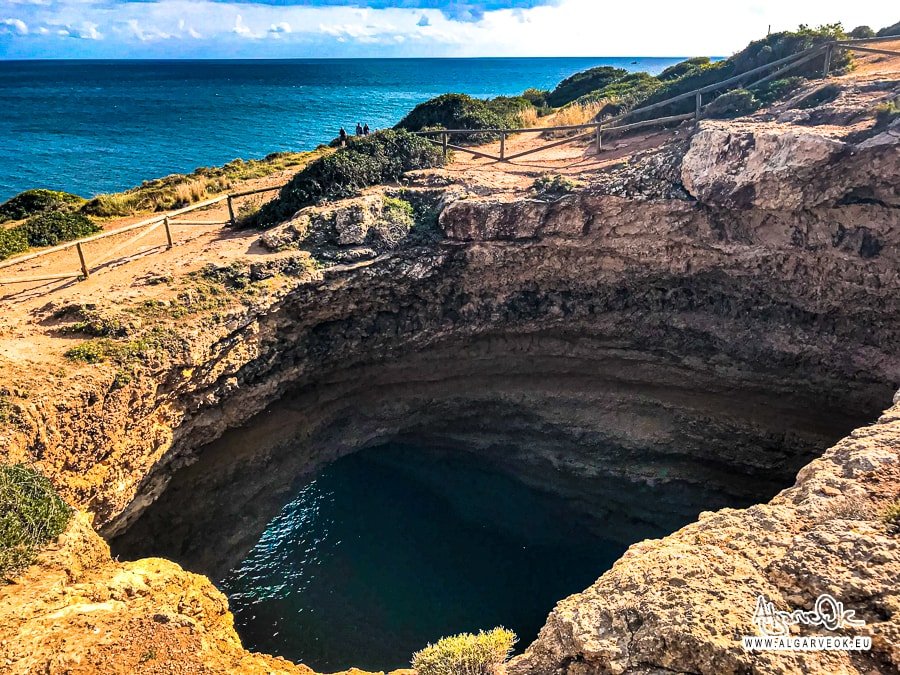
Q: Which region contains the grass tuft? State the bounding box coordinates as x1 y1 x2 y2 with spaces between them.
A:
411 628 517 675
0 464 71 582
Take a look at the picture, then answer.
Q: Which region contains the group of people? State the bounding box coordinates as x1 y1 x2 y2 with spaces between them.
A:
338 122 371 146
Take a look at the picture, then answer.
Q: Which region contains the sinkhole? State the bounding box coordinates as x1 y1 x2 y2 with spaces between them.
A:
218 443 627 672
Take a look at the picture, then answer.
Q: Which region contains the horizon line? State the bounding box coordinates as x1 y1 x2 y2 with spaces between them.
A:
0 54 714 62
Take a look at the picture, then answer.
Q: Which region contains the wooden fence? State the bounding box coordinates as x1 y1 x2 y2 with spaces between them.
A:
1 35 896 288
415 36 900 163
0 185 283 286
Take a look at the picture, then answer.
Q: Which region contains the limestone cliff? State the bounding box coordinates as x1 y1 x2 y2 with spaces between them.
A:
0 73 898 673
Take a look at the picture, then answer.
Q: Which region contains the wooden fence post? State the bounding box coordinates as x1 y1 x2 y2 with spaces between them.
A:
164 217 173 249
695 91 702 120
823 44 833 77
442 132 448 159
595 125 602 153
500 132 506 161
75 243 89 279
227 195 236 227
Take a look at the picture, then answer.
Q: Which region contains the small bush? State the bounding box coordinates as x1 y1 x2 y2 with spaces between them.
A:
21 211 101 248
848 25 875 39
875 100 899 129
0 227 28 260
0 189 85 223
876 21 900 38
411 628 517 675
658 57 712 82
396 93 534 144
533 174 582 198
882 499 900 534
753 76 806 105
249 130 444 228
546 66 627 107
0 464 71 581
705 89 760 119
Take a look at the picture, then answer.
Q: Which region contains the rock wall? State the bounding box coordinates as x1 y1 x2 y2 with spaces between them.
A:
2 106 898 673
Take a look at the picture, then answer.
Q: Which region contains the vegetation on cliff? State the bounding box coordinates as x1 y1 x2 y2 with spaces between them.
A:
395 93 536 143
247 130 444 228
412 628 517 675
0 464 71 581
82 150 325 218
0 189 100 260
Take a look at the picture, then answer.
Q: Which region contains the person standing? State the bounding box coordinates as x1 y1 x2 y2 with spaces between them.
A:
356 122 363 136
363 123 370 136
338 127 348 146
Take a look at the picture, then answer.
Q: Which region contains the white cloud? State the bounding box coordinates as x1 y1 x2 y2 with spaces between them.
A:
268 21 291 37
68 21 101 40
0 18 28 35
232 14 259 39
3 0 898 57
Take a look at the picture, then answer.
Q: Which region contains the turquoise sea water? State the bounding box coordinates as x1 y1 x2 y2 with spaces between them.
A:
221 444 627 672
1 57 682 200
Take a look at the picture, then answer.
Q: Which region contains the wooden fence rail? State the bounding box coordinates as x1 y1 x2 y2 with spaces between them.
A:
415 37 897 163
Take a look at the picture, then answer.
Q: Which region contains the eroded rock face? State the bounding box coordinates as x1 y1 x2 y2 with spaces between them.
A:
507 393 900 675
2 96 899 674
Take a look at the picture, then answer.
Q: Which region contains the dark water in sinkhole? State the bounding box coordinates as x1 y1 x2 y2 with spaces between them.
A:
219 444 627 672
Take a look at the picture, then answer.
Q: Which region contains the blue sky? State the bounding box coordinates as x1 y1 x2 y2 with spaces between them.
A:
0 0 895 59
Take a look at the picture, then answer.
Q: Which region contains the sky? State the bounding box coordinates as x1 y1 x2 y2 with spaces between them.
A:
0 0 895 59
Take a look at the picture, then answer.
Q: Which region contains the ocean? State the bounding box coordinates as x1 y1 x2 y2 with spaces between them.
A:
1 57 682 201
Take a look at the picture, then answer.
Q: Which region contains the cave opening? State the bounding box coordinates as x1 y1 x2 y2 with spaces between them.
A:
110 335 884 672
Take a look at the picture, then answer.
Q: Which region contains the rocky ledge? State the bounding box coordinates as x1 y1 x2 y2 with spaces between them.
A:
0 76 898 673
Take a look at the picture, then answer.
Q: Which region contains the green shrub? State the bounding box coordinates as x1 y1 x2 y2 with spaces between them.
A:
0 227 28 260
876 21 900 37
753 76 806 105
882 499 900 533
705 89 760 118
0 464 71 581
411 628 517 675
0 189 85 223
658 57 712 81
21 211 101 248
546 66 627 107
533 174 583 198
395 93 533 144
875 100 899 128
575 72 662 109
521 88 549 108
249 130 444 228
848 25 875 39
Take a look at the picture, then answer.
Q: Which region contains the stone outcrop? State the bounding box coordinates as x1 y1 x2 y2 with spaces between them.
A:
1 77 898 673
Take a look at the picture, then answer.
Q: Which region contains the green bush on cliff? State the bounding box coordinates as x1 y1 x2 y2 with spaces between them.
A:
704 89 760 118
752 76 806 105
411 628 517 675
0 227 28 260
21 211 100 248
0 189 86 223
0 464 72 581
247 130 444 228
546 66 627 107
395 93 534 143
876 21 900 37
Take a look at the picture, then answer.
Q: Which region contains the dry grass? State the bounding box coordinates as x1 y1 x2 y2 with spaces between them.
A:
539 101 606 138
